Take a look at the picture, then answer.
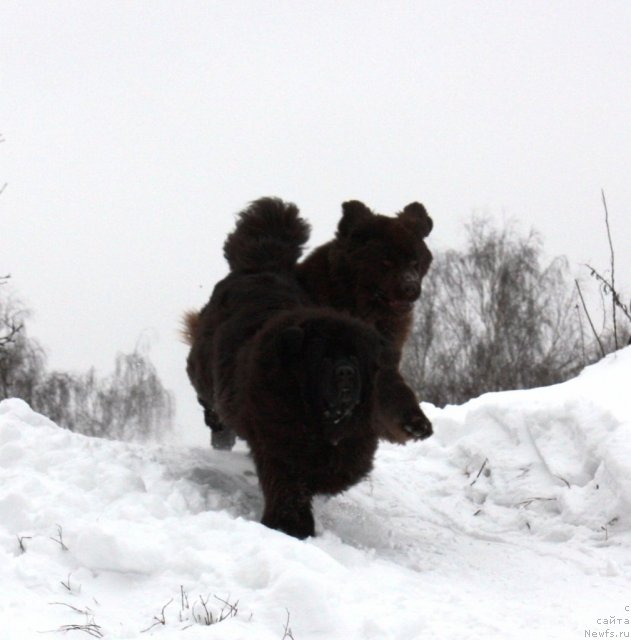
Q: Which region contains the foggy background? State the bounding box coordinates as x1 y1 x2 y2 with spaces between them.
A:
2 1 630 444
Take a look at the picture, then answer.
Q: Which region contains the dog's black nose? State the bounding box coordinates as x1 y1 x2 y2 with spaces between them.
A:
402 281 420 299
401 270 420 300
322 356 362 424
335 363 356 398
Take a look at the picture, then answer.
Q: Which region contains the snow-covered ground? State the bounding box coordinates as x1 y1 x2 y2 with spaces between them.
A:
2 348 631 640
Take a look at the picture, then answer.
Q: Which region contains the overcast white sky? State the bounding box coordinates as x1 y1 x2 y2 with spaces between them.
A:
2 1 630 444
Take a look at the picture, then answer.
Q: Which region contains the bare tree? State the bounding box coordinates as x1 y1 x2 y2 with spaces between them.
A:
0 304 23 349
32 346 174 441
1 288 174 441
403 217 589 407
0 293 45 398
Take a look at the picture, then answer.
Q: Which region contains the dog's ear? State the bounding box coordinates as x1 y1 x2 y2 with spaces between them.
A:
398 202 433 238
337 200 374 238
276 325 305 361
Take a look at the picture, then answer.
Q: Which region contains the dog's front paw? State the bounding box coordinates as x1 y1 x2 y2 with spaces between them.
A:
378 408 432 444
402 409 433 440
211 426 237 450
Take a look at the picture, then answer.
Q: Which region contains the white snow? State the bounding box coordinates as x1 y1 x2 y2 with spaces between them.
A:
2 348 631 639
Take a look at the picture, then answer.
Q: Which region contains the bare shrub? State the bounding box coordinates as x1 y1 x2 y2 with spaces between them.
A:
32 346 174 441
577 191 631 351
0 293 46 399
403 217 588 406
0 289 173 441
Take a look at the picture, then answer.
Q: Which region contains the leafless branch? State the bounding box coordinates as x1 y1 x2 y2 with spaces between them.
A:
179 585 190 619
0 315 23 348
57 624 103 638
196 594 213 626
213 595 239 622
60 573 74 592
282 609 296 640
586 266 631 324
601 189 618 348
49 602 93 616
575 279 605 358
17 535 32 553
47 602 102 638
49 525 69 551
554 474 571 489
141 598 173 633
191 593 238 626
1 134 8 195
517 497 556 507
470 458 489 486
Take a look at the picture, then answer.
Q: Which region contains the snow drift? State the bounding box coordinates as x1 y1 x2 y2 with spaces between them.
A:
2 348 631 639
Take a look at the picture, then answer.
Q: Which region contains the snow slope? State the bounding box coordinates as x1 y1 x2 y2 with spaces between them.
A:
2 348 631 639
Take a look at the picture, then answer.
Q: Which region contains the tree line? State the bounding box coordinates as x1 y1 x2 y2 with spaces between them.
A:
2 210 628 436
0 279 173 441
402 214 629 407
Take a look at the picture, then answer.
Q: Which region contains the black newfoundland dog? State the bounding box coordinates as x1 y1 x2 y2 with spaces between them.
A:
184 199 384 538
297 199 434 444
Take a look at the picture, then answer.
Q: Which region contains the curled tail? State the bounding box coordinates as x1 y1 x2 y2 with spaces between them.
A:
223 197 311 273
180 309 200 345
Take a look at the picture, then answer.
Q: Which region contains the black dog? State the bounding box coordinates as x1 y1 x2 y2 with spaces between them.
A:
184 199 383 538
297 200 434 443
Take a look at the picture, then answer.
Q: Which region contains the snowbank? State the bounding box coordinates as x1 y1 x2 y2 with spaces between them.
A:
2 348 631 639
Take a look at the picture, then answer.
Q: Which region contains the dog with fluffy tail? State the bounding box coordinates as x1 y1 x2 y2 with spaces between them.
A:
183 198 384 538
183 198 311 449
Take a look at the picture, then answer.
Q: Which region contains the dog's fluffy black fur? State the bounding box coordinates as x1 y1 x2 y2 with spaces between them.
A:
185 198 383 538
297 200 434 443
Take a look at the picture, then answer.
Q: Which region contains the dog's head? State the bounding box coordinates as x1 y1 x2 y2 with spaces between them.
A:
276 315 381 443
332 200 433 316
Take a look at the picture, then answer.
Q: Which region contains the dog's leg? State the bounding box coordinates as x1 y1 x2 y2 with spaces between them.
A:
374 367 433 443
198 397 237 450
210 424 237 450
257 462 315 539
